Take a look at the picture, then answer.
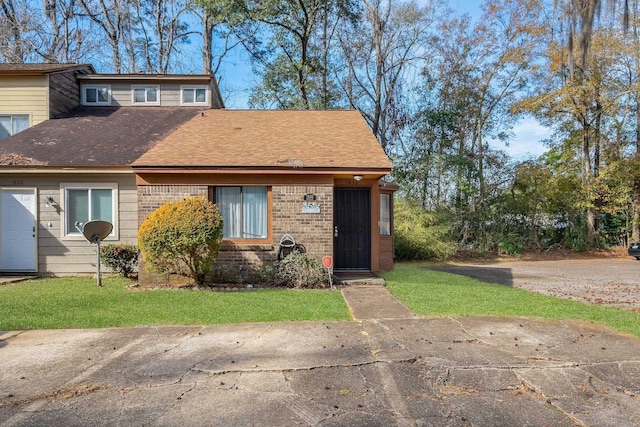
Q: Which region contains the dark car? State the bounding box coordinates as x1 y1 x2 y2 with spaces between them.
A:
629 242 640 260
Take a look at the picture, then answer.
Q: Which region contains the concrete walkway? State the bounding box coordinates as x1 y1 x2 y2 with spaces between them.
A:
341 285 417 320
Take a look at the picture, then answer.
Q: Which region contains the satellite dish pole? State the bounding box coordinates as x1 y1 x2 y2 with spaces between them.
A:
81 221 113 287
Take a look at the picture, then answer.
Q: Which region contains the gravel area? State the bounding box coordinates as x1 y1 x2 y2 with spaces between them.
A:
431 256 640 311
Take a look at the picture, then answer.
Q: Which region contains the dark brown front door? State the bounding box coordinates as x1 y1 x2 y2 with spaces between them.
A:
334 188 371 270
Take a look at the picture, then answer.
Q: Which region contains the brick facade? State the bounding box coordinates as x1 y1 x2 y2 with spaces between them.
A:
137 183 334 284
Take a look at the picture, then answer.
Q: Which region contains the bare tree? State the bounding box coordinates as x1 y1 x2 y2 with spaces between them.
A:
0 0 31 62
337 0 438 153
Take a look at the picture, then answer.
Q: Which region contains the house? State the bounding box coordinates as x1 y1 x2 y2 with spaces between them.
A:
0 64 395 279
133 109 395 281
0 63 94 140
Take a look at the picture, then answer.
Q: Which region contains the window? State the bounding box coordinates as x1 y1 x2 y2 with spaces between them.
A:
380 193 391 236
181 86 208 105
215 186 268 239
82 86 110 105
63 184 117 237
133 86 159 104
0 114 29 140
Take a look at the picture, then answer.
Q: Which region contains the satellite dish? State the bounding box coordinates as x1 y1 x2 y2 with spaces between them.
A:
81 220 113 287
82 220 113 243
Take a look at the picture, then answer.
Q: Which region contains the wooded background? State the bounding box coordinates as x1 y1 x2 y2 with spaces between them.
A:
2 0 638 257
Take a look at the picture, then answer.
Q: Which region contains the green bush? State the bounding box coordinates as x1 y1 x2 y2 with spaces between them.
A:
394 199 456 261
100 244 139 277
274 251 328 289
138 197 223 285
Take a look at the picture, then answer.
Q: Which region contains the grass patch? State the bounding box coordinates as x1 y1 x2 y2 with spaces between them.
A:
0 277 350 330
383 263 640 338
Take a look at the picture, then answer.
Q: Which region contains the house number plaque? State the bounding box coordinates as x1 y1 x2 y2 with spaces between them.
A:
302 202 321 214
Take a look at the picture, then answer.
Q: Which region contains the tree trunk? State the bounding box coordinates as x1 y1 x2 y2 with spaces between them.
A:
582 119 596 246
633 91 640 241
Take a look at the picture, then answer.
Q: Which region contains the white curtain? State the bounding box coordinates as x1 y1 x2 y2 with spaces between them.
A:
243 186 267 238
216 187 241 238
216 187 266 238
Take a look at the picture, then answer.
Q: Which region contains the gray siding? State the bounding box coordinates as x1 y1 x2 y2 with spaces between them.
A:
0 173 138 276
88 79 218 108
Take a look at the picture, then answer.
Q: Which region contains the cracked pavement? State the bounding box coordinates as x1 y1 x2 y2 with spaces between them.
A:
2 313 640 426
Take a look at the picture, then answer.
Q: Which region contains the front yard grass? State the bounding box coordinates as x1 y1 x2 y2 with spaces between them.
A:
383 263 640 338
0 277 350 330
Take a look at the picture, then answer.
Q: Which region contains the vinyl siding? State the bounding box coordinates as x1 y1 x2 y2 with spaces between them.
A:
84 80 214 107
0 76 49 126
0 172 138 276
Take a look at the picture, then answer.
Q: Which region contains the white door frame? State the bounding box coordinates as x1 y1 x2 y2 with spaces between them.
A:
0 187 37 272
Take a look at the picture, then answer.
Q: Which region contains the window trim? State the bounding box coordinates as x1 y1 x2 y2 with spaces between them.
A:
60 182 118 240
132 85 160 105
0 113 30 139
180 85 209 106
81 85 111 106
209 186 272 244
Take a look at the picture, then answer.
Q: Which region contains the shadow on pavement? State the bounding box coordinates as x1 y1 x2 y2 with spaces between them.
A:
428 265 514 287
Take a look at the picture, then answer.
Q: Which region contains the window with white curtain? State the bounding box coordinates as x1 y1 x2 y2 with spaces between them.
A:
63 185 116 236
0 114 29 140
380 193 391 236
215 186 268 239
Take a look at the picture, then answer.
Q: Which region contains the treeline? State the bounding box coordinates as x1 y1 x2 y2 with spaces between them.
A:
2 0 640 255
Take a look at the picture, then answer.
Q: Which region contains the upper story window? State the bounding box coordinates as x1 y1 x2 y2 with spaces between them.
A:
181 86 208 105
133 86 159 105
0 114 29 140
82 85 111 105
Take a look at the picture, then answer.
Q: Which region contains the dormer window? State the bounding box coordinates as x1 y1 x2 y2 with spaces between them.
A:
181 86 208 105
133 86 159 105
82 85 110 105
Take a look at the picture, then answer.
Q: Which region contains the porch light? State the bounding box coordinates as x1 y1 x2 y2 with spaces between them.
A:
45 196 54 208
353 175 364 181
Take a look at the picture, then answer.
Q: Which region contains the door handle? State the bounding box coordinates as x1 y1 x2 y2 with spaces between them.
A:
33 225 36 237
334 226 338 238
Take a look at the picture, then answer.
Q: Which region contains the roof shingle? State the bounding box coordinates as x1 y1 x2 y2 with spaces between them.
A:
0 107 201 167
133 110 391 170
0 63 94 75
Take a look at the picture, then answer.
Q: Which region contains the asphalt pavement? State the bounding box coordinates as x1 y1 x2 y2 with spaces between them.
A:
1 284 640 426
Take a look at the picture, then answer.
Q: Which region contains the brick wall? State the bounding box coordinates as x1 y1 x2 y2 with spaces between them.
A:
137 184 208 224
137 183 334 284
272 185 333 260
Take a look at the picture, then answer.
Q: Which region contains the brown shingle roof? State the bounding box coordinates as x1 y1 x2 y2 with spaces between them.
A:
0 107 201 167
133 110 391 170
0 63 95 75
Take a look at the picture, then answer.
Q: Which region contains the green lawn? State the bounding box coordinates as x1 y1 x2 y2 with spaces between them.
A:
382 263 640 337
0 277 350 330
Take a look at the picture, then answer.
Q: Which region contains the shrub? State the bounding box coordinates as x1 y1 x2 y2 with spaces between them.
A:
138 197 223 285
100 244 139 278
394 199 456 261
274 251 328 289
